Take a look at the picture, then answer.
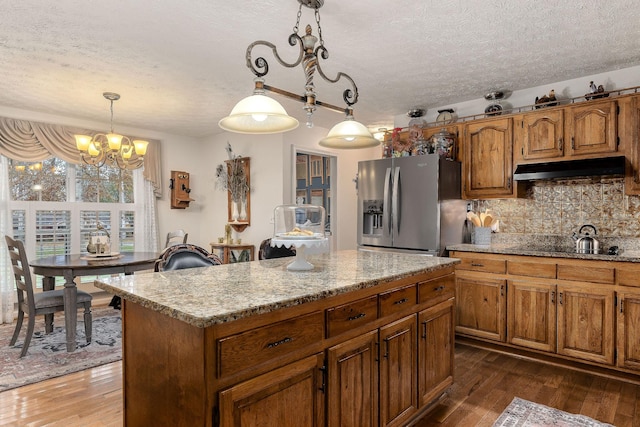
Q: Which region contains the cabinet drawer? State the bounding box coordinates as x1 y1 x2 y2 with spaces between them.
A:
617 267 640 287
379 284 416 317
326 295 378 338
418 274 455 306
557 264 614 284
218 311 324 377
456 257 506 274
508 260 556 279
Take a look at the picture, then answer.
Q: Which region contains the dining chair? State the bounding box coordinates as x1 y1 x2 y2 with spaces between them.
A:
165 229 188 248
5 235 93 358
258 238 296 260
154 243 223 272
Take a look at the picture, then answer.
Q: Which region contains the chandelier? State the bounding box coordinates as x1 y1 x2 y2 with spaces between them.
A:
218 0 379 149
74 92 149 170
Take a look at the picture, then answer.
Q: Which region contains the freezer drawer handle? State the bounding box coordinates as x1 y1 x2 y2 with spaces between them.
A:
347 313 366 321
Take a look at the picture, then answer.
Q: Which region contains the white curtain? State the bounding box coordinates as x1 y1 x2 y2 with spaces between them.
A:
0 156 15 324
134 169 160 253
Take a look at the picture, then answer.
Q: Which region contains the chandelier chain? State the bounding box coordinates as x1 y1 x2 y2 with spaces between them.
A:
293 3 303 34
315 8 323 46
109 100 115 133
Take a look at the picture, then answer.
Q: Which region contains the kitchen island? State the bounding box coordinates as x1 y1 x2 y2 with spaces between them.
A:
95 249 460 427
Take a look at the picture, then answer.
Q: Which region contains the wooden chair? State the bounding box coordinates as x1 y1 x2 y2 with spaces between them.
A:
165 229 188 248
258 238 296 260
5 236 93 358
154 243 222 272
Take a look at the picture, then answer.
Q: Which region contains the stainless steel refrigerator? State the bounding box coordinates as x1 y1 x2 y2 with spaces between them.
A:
357 155 467 256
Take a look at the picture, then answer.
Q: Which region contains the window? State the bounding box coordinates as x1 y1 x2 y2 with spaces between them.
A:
8 159 137 286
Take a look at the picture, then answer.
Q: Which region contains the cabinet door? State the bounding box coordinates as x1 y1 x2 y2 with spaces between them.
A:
617 289 640 371
557 284 615 365
520 109 564 160
463 117 514 199
219 353 325 427
327 330 378 427
507 280 557 352
455 275 506 342
622 95 640 194
565 99 618 156
379 315 417 427
418 299 454 407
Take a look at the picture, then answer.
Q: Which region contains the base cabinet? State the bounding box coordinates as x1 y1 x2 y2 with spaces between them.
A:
455 274 506 342
379 316 417 427
219 353 325 427
616 289 640 371
506 280 556 352
327 330 379 427
418 299 455 406
452 251 637 378
556 283 615 365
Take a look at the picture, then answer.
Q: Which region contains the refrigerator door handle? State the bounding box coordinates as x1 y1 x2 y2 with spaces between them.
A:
383 167 392 234
392 166 401 235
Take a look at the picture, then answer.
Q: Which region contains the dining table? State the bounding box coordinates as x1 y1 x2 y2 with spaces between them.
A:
30 251 158 352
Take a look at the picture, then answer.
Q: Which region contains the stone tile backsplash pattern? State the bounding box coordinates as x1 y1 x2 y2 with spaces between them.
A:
474 177 640 251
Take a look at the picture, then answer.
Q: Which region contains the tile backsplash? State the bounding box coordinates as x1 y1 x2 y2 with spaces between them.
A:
473 177 640 250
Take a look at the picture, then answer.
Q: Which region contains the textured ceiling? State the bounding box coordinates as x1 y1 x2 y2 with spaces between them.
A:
1 0 639 138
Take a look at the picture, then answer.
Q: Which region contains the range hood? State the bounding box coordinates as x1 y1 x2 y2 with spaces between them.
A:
513 156 626 181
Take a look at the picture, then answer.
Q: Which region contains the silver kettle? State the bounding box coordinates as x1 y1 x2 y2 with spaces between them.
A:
573 224 599 254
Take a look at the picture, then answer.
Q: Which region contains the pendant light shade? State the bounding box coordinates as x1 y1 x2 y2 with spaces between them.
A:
218 92 299 134
319 110 379 149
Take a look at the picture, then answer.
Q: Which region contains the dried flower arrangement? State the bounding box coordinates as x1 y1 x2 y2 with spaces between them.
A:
215 143 249 203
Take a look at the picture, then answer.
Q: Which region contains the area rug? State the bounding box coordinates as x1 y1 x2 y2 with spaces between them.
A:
0 306 121 392
493 397 614 427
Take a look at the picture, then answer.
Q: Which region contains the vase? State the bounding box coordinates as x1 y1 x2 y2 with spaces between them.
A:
232 201 240 222
239 199 247 221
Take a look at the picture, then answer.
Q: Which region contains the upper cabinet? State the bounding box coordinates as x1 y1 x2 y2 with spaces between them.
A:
515 99 619 163
565 99 618 157
463 117 515 199
519 109 565 160
622 94 640 194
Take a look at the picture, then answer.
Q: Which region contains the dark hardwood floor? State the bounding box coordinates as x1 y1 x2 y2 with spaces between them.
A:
1 344 638 426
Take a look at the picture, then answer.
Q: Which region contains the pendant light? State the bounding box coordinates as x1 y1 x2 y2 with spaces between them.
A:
219 0 377 149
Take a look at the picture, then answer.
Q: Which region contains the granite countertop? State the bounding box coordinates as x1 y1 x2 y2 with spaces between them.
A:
94 250 459 328
447 243 640 262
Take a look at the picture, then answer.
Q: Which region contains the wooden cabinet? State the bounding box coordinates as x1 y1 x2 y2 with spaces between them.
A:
455 273 506 342
418 299 454 407
463 117 515 199
556 283 615 365
219 353 325 427
519 108 565 160
120 265 457 427
565 99 618 157
379 315 417 427
327 330 379 427
515 99 619 162
507 280 557 352
617 288 640 371
622 94 640 194
452 251 624 373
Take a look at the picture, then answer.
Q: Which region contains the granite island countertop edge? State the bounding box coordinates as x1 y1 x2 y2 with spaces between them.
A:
94 251 460 328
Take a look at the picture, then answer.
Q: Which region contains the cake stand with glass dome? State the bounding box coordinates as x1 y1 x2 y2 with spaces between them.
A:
270 204 329 271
